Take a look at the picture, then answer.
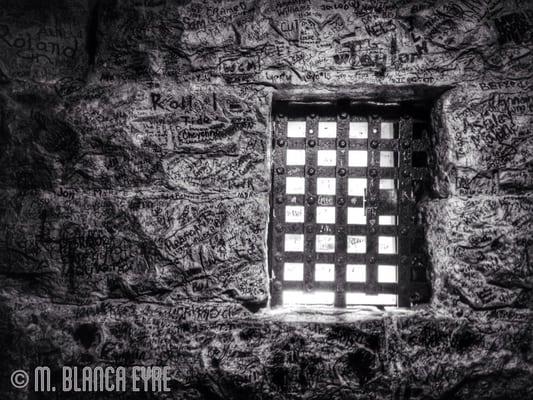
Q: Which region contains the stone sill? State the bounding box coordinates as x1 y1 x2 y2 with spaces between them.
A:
254 305 416 323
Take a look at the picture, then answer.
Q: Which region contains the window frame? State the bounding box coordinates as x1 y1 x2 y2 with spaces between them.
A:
269 100 431 308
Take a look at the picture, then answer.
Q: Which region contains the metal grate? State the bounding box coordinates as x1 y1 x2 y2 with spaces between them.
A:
269 101 431 308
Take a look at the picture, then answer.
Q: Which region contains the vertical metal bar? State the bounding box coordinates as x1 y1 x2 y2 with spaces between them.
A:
366 115 380 292
270 113 288 307
304 114 318 292
398 116 413 307
335 112 349 307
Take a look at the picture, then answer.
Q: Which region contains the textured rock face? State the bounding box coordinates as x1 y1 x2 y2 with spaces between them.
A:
0 0 532 399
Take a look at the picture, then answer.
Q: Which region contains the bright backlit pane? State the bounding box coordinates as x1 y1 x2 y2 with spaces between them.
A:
316 207 335 224
347 264 366 282
347 207 366 224
287 121 306 137
379 215 397 225
286 177 305 194
317 150 336 166
347 235 366 253
285 234 304 252
349 150 368 167
379 179 396 189
285 206 304 223
381 122 396 139
318 122 337 138
286 149 306 165
380 151 396 167
378 236 397 254
348 178 366 196
315 263 335 281
284 263 303 281
317 178 336 195
316 235 335 253
283 290 334 306
378 265 397 283
349 122 368 138
346 292 397 306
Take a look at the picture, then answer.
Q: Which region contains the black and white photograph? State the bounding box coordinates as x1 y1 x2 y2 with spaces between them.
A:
0 0 532 399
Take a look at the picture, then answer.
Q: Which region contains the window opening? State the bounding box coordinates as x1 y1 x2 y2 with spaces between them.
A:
270 101 431 308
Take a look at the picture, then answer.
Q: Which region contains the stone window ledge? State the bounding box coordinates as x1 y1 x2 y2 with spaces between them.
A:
254 306 417 323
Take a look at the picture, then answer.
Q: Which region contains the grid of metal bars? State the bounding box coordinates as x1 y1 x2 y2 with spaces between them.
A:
269 101 431 308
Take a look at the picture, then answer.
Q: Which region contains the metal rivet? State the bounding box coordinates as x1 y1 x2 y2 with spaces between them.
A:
275 224 284 232
402 169 410 177
277 139 286 147
308 139 316 147
369 168 378 177
338 139 347 148
276 167 285 175
400 227 409 235
369 257 376 264
369 226 377 234
305 283 313 292
275 253 283 262
340 112 348 119
402 141 410 149
372 128 378 134
337 226 344 233
276 195 284 204
307 196 315 205
306 225 314 233
370 139 379 149
306 254 313 262
309 129 314 134
337 256 344 264
307 167 315 176
337 197 345 205
338 168 346 177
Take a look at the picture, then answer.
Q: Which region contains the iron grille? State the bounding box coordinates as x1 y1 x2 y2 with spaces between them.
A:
269 101 431 308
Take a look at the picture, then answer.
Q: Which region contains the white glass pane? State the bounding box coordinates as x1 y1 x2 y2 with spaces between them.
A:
378 264 397 283
283 290 334 306
348 150 368 167
286 177 305 194
347 264 366 282
287 121 306 137
317 178 336 195
379 215 396 225
284 263 304 281
347 207 366 225
346 292 397 306
317 150 336 166
349 122 368 138
379 179 396 189
378 236 397 254
286 149 306 165
316 207 335 224
380 151 396 167
285 234 304 252
347 235 366 253
316 235 335 253
348 178 366 196
315 263 335 281
285 206 305 223
318 122 337 138
381 122 395 139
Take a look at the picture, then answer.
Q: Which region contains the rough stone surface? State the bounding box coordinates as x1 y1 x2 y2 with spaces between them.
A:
0 0 532 399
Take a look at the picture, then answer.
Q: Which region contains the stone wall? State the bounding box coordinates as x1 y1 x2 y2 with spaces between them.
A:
0 0 532 399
